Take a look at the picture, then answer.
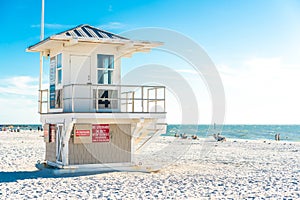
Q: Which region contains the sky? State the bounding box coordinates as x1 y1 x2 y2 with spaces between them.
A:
0 0 300 124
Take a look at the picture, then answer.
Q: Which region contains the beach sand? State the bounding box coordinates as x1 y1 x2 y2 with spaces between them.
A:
0 131 299 199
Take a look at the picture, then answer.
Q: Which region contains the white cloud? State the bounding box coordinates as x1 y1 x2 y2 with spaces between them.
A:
0 76 38 96
98 22 127 30
218 57 300 124
0 97 39 124
31 23 75 30
0 76 39 124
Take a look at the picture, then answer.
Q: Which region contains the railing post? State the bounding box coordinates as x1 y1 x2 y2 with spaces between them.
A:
38 90 42 114
132 91 135 112
96 87 99 111
126 93 128 112
61 89 64 111
163 87 166 112
141 86 144 112
147 89 149 112
71 84 74 112
155 88 157 112
46 90 49 113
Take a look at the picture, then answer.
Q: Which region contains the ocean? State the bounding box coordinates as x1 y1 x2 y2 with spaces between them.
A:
0 124 42 131
1 124 299 142
164 124 300 142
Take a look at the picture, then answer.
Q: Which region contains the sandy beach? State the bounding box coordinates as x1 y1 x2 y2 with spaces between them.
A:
0 131 299 199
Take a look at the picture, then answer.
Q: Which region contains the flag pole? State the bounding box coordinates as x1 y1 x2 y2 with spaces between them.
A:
41 0 44 41
39 0 44 113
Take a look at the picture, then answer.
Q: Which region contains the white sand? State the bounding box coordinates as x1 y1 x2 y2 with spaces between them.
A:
0 131 299 199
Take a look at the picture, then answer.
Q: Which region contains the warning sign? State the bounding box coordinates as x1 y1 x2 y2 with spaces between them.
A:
92 124 110 142
44 124 49 143
75 130 90 137
73 124 92 144
49 124 56 143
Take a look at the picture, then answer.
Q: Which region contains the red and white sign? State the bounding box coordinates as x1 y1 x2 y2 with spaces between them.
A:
49 124 56 143
44 129 48 138
92 124 110 142
75 130 90 137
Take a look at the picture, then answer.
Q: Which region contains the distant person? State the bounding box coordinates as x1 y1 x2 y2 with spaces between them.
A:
174 133 179 137
38 126 40 131
213 133 226 142
191 135 198 140
182 133 188 139
275 133 280 141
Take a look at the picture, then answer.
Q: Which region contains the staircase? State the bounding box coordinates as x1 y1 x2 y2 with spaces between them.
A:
133 118 167 153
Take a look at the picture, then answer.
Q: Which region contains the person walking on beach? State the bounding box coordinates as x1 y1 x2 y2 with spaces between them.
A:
275 133 280 141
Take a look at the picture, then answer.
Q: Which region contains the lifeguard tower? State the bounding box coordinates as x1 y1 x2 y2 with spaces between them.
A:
27 24 166 170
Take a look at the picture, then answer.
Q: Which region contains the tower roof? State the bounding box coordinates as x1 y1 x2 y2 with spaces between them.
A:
27 24 162 54
55 24 129 40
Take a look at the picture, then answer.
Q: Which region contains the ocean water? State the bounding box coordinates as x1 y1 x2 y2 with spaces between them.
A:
164 124 300 142
1 124 299 142
0 124 42 131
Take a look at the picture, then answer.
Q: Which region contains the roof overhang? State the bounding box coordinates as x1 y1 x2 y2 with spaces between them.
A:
26 36 163 55
27 24 163 56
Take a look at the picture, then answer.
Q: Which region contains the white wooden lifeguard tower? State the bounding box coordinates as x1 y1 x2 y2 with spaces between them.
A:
27 24 166 170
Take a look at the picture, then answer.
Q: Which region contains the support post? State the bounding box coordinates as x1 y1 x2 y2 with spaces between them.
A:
41 0 44 41
39 0 44 113
62 119 76 166
39 54 43 113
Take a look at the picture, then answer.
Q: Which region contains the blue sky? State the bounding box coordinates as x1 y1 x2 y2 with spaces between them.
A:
0 0 300 124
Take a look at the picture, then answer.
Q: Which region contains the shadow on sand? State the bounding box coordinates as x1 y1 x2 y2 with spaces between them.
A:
0 167 117 183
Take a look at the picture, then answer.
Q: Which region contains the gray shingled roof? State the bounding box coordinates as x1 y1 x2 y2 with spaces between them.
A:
58 24 129 40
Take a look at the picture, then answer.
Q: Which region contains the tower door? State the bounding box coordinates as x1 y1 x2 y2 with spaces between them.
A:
65 55 92 112
69 55 91 85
